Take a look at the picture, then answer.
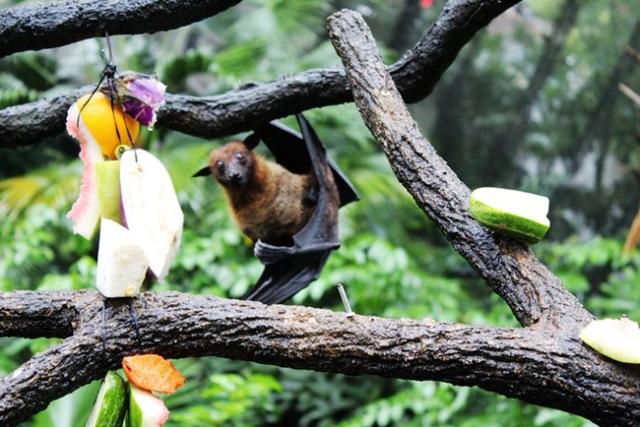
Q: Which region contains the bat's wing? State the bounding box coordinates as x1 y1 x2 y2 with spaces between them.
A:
253 120 359 207
244 114 342 304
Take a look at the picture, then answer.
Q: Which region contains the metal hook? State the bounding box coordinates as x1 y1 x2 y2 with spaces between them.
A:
337 283 355 318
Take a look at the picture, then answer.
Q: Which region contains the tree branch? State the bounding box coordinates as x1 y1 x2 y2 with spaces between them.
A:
326 9 588 328
0 290 80 338
0 0 242 58
1 291 639 426
0 0 521 149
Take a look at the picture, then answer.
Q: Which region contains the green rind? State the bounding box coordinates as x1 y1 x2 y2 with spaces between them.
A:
469 198 549 244
86 371 128 427
96 161 122 224
128 385 143 427
128 384 169 427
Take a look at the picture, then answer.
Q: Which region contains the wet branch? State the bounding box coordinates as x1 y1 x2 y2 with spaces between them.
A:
0 0 242 57
0 0 521 149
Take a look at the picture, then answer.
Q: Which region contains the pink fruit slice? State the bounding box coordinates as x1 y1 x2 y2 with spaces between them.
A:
66 102 104 240
128 384 169 427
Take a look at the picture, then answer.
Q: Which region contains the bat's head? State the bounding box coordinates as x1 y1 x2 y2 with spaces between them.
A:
207 140 257 188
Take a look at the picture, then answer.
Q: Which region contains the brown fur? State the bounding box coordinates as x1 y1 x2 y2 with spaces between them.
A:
208 141 316 244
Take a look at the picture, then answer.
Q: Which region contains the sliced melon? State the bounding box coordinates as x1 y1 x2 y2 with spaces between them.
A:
85 371 128 427
128 384 169 427
580 317 640 364
469 187 550 244
120 149 183 280
96 161 122 224
66 102 104 240
96 218 149 298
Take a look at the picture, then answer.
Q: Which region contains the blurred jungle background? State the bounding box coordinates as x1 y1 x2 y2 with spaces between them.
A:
1 0 639 425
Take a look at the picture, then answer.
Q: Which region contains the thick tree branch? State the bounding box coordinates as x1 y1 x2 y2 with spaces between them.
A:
0 291 79 338
0 0 521 149
0 0 242 58
1 291 639 426
326 9 588 328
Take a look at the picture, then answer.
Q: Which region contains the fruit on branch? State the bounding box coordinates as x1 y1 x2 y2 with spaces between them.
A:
469 187 550 243
96 161 122 224
580 317 640 364
65 92 139 239
120 149 183 280
128 385 170 427
85 371 128 427
122 354 186 394
96 218 149 298
74 93 140 160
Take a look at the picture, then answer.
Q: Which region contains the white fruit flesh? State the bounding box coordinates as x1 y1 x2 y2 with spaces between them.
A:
128 385 170 427
580 317 640 364
471 187 550 226
120 149 183 280
96 218 149 298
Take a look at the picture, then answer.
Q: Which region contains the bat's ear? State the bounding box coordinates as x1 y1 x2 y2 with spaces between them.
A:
192 165 211 178
243 132 261 150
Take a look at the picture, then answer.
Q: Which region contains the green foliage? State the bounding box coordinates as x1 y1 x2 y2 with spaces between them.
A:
170 371 282 426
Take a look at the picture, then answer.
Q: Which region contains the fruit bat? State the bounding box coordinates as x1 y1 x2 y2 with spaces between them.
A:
194 114 358 304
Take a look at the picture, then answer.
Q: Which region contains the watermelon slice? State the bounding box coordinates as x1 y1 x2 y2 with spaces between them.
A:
96 218 149 298
120 149 183 280
128 384 170 427
66 102 104 240
580 317 640 364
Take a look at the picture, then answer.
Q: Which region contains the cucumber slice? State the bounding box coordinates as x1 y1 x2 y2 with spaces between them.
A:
96 218 149 298
85 371 128 427
96 161 122 224
469 187 550 243
128 384 170 427
580 317 640 364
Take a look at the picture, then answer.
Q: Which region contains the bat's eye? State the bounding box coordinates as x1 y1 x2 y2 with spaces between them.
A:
216 160 225 173
234 152 246 164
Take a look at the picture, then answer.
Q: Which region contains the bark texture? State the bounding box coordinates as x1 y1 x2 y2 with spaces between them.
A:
1 290 640 426
0 0 521 149
0 0 241 57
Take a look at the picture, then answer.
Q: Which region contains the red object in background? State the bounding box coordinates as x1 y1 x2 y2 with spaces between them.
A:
420 0 434 8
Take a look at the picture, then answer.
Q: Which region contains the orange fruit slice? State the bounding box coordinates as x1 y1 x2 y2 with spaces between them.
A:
122 354 185 394
76 92 140 160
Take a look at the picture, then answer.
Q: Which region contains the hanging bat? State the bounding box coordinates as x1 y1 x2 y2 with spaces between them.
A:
194 114 358 304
